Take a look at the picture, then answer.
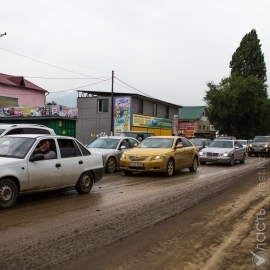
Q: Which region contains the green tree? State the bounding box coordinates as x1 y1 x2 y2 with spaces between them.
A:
204 74 270 139
230 29 267 83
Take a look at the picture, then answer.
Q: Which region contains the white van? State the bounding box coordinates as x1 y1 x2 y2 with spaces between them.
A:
0 124 56 137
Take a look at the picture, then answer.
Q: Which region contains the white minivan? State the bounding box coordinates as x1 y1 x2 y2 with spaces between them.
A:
0 124 56 137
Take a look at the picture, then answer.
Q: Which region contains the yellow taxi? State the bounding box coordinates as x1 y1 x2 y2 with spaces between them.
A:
120 136 199 177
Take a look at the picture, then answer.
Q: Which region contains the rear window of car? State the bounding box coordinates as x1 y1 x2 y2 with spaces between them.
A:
23 128 50 134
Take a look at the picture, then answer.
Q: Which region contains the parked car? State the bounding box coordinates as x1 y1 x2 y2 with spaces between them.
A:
0 134 104 209
0 123 56 137
199 139 246 166
248 136 270 157
119 131 155 141
120 136 199 177
238 139 248 153
86 136 140 173
189 138 212 151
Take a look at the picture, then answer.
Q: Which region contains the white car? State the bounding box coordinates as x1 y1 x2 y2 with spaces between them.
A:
238 139 248 153
199 139 246 166
86 136 140 173
0 134 104 209
0 123 56 137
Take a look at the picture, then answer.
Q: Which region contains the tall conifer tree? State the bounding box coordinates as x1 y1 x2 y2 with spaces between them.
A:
229 29 267 83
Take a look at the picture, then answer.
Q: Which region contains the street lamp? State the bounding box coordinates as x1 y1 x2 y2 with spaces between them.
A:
0 32 7 38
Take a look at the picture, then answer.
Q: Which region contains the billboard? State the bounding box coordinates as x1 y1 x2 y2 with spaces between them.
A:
0 105 78 118
133 114 172 129
114 97 131 135
178 121 195 137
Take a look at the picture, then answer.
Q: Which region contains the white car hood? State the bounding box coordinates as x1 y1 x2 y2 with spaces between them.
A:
0 157 26 168
87 148 117 154
201 147 233 153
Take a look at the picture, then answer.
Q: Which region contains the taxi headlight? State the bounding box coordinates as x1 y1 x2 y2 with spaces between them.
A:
121 153 127 159
150 155 166 161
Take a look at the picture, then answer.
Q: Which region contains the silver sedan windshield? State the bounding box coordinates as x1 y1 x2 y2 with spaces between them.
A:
210 140 233 148
87 138 120 149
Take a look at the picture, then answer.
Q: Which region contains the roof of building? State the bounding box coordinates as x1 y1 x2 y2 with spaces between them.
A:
179 106 206 120
0 73 47 92
77 90 182 108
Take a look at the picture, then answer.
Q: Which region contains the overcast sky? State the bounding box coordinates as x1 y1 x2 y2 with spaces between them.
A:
2 0 270 107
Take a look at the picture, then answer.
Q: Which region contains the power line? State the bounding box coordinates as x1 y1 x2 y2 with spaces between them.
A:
114 76 155 98
24 76 110 80
0 46 103 79
48 78 112 94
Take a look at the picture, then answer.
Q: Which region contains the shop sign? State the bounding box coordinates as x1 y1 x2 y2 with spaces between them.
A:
133 114 172 129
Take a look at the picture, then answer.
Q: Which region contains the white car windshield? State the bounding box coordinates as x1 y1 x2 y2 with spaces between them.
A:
138 138 173 148
0 137 35 158
87 138 120 149
239 140 247 146
209 140 233 148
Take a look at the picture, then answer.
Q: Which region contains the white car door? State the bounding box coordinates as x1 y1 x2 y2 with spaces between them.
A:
27 138 62 190
58 139 85 186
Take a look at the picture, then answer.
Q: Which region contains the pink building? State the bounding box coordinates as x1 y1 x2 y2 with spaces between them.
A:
0 73 47 107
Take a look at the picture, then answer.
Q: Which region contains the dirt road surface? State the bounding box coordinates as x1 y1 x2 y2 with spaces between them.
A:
0 157 269 270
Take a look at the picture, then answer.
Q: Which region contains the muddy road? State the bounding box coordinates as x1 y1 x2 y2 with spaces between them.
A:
0 156 269 270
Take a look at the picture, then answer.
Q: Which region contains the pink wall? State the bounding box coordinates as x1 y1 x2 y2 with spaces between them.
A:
0 85 46 107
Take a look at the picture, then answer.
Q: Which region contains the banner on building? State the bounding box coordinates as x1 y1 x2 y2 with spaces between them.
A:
178 121 195 137
0 105 78 118
133 114 172 129
114 97 131 135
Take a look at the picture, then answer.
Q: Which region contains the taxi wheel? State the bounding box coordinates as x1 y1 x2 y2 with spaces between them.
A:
189 157 198 172
165 159 174 177
75 172 93 194
0 178 18 209
106 157 116 173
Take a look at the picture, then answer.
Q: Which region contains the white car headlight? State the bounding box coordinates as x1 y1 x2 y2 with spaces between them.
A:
150 155 166 161
199 151 205 156
219 152 229 157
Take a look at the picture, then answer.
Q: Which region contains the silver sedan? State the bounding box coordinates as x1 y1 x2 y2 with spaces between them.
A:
199 139 246 166
86 136 140 173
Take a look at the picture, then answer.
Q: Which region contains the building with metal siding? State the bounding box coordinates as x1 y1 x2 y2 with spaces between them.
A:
76 91 181 145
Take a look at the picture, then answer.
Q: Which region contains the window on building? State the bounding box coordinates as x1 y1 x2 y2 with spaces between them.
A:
152 103 157 116
164 106 169 119
98 99 109 113
138 100 143 114
203 125 205 130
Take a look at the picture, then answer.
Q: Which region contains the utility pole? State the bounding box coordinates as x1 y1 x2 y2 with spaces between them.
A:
111 70 114 136
0 32 7 38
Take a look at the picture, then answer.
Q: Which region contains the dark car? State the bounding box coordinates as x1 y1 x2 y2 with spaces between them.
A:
248 136 270 157
189 138 212 151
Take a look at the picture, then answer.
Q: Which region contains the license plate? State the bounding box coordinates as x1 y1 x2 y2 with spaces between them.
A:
130 162 143 167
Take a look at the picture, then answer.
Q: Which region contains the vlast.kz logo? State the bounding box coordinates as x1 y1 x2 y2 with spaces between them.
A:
250 249 269 269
